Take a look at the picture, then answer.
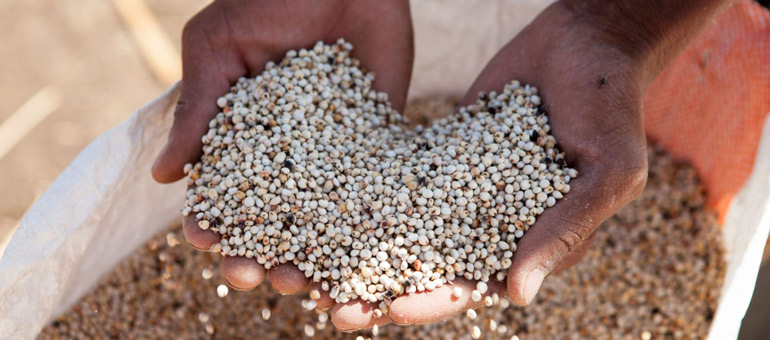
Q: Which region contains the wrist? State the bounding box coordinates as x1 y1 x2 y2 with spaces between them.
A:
560 0 735 86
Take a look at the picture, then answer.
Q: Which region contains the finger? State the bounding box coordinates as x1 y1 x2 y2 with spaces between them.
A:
506 161 647 306
268 264 310 295
151 7 249 183
220 256 266 290
330 300 390 331
309 283 336 310
458 28 542 108
182 214 220 251
551 228 599 275
388 278 505 325
336 0 414 111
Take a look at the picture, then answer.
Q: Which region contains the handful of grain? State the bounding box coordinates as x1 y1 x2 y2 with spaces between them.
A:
183 39 576 308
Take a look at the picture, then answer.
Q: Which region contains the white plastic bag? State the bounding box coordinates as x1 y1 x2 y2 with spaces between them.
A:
0 83 185 338
1 1 769 339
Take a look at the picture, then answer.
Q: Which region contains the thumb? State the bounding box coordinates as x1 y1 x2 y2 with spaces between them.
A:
151 21 248 183
506 160 647 306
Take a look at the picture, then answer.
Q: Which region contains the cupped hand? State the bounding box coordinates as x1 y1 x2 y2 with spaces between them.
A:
154 0 414 331
387 1 652 325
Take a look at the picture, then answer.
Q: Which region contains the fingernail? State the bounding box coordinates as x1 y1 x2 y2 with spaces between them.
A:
223 277 241 291
523 267 547 305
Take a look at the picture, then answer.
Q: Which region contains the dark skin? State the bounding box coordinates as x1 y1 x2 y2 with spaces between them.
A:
153 0 413 330
153 0 734 331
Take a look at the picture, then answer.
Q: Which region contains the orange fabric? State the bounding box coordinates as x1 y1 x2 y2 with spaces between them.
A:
644 0 770 224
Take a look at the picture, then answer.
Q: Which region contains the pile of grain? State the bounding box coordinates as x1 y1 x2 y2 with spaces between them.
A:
38 98 724 340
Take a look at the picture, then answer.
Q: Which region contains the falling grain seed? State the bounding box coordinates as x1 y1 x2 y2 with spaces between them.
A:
305 324 315 337
216 284 228 298
262 308 271 321
201 267 213 280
